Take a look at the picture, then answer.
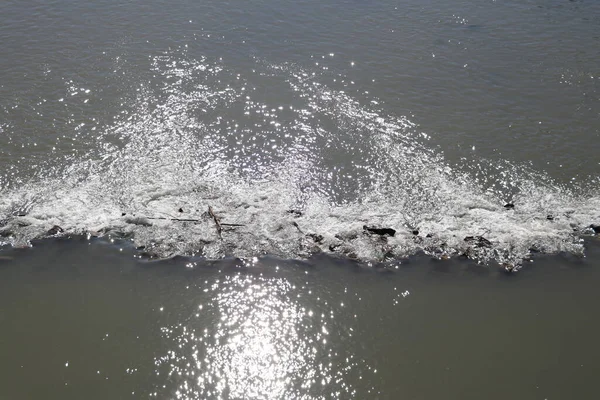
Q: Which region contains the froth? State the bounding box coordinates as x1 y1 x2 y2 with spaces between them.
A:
1 50 598 269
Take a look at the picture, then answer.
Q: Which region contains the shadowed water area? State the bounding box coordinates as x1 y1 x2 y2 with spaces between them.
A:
1 0 600 398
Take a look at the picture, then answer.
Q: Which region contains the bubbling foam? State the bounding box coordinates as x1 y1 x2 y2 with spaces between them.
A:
1 50 598 269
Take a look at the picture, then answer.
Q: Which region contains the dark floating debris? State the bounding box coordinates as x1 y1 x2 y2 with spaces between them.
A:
121 212 127 216
143 215 245 227
363 225 396 237
464 235 492 248
208 206 222 239
47 225 64 236
411 230 419 235
125 216 153 226
178 208 184 213
292 221 303 233
504 203 515 209
147 216 198 222
546 215 554 221
307 233 324 243
287 209 303 217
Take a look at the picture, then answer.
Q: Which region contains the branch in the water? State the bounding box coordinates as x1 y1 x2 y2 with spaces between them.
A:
208 206 222 239
142 216 244 227
146 217 202 222
292 221 303 233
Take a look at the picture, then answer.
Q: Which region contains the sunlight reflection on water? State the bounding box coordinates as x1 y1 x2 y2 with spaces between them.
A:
154 272 365 399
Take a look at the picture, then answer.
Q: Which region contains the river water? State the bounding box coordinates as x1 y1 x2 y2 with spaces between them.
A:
1 0 599 398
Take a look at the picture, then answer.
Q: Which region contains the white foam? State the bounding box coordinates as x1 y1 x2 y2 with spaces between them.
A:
1 51 598 268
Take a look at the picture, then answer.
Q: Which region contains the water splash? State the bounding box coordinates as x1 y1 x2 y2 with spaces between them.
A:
1 49 598 268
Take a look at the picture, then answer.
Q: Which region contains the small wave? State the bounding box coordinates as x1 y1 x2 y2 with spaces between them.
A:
1 50 599 270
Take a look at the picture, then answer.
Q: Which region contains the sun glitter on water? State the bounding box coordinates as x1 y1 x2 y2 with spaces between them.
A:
153 273 370 399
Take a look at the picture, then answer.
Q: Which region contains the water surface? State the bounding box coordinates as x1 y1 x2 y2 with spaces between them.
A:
1 0 600 398
1 239 600 399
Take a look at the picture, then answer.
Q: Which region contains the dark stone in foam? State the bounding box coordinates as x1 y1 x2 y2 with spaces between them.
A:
47 225 64 235
363 225 396 237
464 235 492 248
307 233 324 243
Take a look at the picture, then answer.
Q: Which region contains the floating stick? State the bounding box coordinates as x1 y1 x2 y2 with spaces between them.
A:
208 206 222 239
142 216 244 227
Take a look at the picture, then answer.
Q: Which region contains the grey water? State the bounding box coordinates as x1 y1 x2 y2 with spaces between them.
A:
2 239 600 399
1 0 600 398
